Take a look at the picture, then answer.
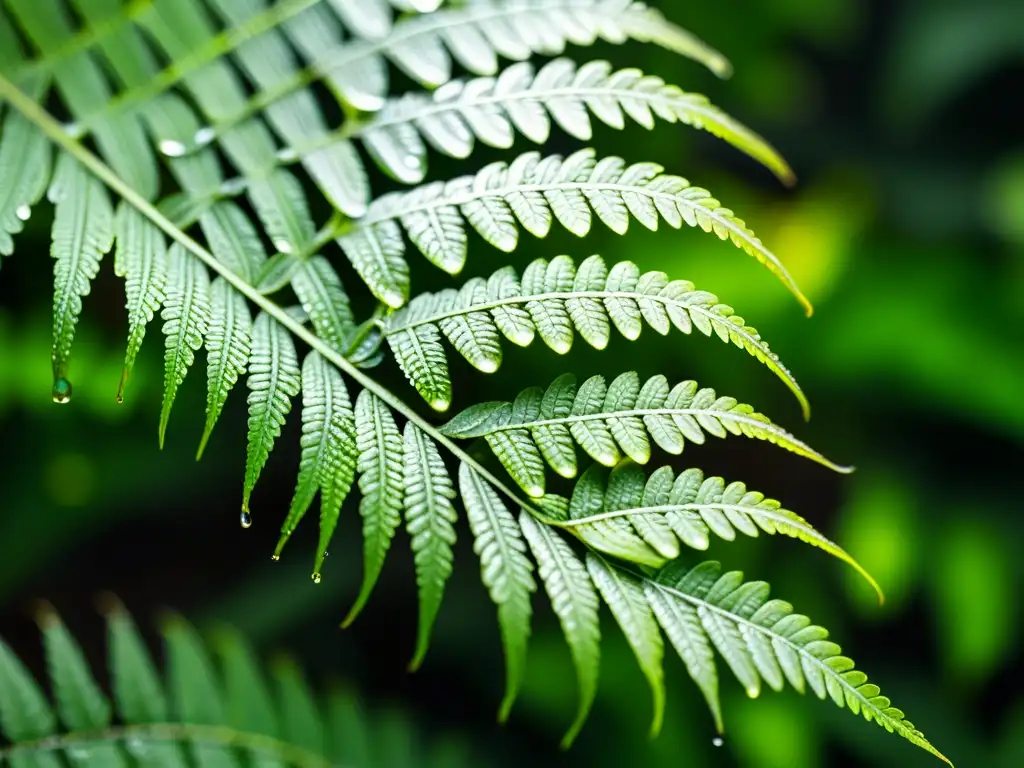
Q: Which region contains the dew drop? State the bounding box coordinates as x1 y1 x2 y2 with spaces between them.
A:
276 146 299 163
240 511 253 529
403 154 422 169
311 572 322 584
712 737 724 748
63 122 83 139
52 377 73 404
158 139 188 157
193 126 216 147
15 204 31 221
273 239 294 254
271 554 280 561
219 177 248 196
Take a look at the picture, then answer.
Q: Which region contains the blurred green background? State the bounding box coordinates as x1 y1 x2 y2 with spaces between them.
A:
1 0 1022 765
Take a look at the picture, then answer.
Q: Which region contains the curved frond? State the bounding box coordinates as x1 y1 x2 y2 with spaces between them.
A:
358 57 791 186
403 423 458 671
242 311 302 517
459 463 536 721
558 461 882 599
356 149 811 313
386 254 809 417
441 373 850 490
642 561 951 765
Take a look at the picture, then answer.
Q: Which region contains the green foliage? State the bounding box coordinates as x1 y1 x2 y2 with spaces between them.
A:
0 0 950 763
0 601 462 767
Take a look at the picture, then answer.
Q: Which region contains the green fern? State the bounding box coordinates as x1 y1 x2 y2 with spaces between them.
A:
0 601 467 767
0 0 951 762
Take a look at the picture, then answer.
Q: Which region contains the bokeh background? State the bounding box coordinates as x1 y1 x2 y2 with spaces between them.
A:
1 0 1022 765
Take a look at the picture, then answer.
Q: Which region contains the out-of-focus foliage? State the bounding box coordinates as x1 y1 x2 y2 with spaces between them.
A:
1 0 1020 767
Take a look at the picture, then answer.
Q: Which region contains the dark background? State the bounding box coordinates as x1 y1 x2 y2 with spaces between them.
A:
1 0 1022 765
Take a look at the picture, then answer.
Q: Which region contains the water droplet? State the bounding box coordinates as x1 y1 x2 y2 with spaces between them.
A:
126 736 147 756
240 511 252 529
323 550 329 558
712 737 724 748
52 377 72 404
276 146 299 163
270 554 280 561
219 177 247 196
403 154 422 169
311 572 322 584
273 239 294 254
193 126 216 147
63 122 83 139
158 139 188 157
15 204 31 221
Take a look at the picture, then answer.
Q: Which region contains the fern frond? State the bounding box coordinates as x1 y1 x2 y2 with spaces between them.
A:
557 460 882 599
290 256 356 352
586 551 665 738
386 254 809 416
274 350 358 579
242 311 302 518
114 204 168 402
441 373 849 493
355 149 810 313
519 511 600 748
358 58 792 186
49 153 114 399
0 77 50 257
200 201 269 285
459 463 536 721
158 245 212 447
345 391 405 627
403 423 459 671
642 561 951 765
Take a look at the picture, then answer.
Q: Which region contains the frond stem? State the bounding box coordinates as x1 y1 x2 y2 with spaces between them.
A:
0 72 559 531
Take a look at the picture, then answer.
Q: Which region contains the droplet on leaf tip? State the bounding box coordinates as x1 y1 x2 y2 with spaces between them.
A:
270 554 280 562
311 572 322 584
15 205 30 221
240 511 253 529
712 737 724 748
158 139 187 157
51 377 72 404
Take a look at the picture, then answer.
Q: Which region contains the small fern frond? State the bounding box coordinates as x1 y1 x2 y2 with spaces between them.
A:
386 254 809 417
403 423 459 672
242 311 302 517
441 373 849 496
0 76 50 258
459 463 537 722
0 601 454 767
113 204 168 402
642 561 951 766
356 149 810 313
158 245 211 447
49 153 114 395
359 58 792 187
556 461 882 599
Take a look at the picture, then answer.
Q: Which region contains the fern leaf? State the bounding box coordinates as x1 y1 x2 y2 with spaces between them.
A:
561 461 882 599
403 423 458 671
0 635 57 743
441 373 849 492
198 278 253 459
159 245 212 448
48 153 115 395
388 254 809 416
586 552 665 738
103 600 169 724
338 224 409 309
242 312 302 517
345 392 404 627
357 149 811 313
644 562 951 764
519 512 600 748
212 628 280 745
359 58 791 185
199 201 269 285
0 79 51 257
114 204 168 402
274 351 357 579
387 296 452 413
290 256 356 352
327 0 394 40
458 463 536 721
272 657 324 756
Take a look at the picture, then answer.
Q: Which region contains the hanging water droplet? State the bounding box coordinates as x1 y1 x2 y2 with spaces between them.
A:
240 511 253 529
712 737 724 748
311 572 322 584
193 126 217 147
271 554 280 562
158 139 188 157
273 239 294 254
219 177 247 196
15 204 31 221
51 377 73 404
275 146 299 163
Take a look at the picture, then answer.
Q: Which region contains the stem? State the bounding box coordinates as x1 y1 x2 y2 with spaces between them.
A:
0 73 556 526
